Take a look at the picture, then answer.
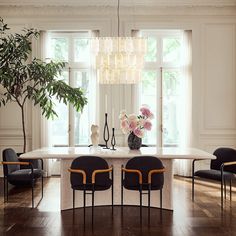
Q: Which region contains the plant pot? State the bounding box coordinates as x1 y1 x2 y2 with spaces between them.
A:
128 132 142 150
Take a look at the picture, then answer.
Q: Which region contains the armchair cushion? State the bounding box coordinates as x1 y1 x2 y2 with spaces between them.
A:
7 169 43 185
195 169 235 181
123 181 162 191
72 180 113 191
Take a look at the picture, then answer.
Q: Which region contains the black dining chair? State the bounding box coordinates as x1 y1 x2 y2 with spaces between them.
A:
192 147 236 208
121 156 165 217
1 148 44 208
68 156 113 221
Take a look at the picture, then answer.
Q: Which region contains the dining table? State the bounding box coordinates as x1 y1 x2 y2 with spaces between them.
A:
20 146 215 211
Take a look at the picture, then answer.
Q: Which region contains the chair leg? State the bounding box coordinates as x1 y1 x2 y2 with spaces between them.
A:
73 190 75 210
230 179 232 201
6 177 9 202
224 178 226 199
121 182 123 207
72 189 75 223
31 180 34 209
160 189 163 209
221 169 224 209
3 176 6 202
148 184 151 218
139 186 142 218
148 184 151 214
111 183 114 213
192 160 196 201
83 189 86 222
41 175 44 199
92 186 95 224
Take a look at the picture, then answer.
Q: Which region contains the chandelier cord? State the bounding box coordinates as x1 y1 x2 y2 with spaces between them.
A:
117 0 120 37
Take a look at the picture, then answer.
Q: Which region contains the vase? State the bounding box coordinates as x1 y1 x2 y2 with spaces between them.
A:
128 132 142 150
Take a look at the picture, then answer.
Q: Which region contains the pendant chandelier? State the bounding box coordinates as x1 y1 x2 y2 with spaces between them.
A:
92 0 147 84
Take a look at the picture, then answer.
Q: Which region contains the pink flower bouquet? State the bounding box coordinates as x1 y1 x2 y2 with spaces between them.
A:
119 105 154 138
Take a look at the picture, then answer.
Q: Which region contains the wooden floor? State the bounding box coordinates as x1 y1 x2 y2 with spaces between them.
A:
0 176 236 236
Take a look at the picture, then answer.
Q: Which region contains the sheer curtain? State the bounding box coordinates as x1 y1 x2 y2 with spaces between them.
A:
31 31 53 177
174 30 193 176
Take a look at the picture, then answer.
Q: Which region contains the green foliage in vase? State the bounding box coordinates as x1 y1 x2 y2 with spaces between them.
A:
0 18 87 152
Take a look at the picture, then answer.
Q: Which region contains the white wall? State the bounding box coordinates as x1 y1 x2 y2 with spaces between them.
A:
0 1 236 175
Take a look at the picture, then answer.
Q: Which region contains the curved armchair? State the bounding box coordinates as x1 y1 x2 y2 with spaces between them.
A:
192 147 236 208
1 148 44 208
68 155 113 221
121 156 165 217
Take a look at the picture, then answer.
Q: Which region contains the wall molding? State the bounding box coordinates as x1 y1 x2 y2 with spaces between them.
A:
202 23 236 132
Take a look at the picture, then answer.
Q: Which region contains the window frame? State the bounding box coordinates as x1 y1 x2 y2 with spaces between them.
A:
139 30 184 147
46 31 96 147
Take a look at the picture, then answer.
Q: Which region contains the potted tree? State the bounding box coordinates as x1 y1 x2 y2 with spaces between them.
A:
0 18 87 152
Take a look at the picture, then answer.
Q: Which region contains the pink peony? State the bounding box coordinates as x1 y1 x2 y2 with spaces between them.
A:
129 120 137 131
140 106 152 118
143 120 152 130
128 114 137 121
149 112 154 119
121 119 128 128
133 128 144 138
119 110 127 120
121 120 129 134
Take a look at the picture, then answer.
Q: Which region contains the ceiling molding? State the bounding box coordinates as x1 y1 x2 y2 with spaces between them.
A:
1 5 236 18
0 0 236 7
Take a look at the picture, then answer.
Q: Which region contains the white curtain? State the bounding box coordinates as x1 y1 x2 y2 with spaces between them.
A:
91 30 100 127
174 30 193 177
31 31 53 177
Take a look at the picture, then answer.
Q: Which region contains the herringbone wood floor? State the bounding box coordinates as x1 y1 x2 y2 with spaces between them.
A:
0 176 236 236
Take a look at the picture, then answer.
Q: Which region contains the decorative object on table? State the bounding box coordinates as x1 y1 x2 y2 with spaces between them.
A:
110 128 116 150
119 105 154 150
0 18 87 153
127 132 142 150
103 113 110 149
90 125 99 147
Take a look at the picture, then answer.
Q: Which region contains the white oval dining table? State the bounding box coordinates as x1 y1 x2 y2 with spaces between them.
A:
20 146 215 211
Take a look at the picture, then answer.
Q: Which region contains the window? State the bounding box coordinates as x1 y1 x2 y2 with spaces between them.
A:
140 30 184 147
46 32 96 146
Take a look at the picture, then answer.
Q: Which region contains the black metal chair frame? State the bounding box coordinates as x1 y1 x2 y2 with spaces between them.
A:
1 158 44 208
192 159 236 208
121 164 165 217
68 164 114 221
